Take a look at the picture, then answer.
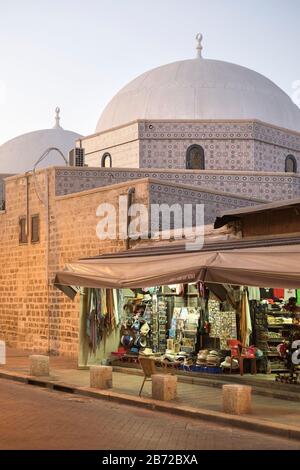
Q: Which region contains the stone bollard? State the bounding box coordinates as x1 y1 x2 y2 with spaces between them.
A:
222 384 252 415
152 374 177 401
90 365 113 389
0 341 6 365
29 355 50 377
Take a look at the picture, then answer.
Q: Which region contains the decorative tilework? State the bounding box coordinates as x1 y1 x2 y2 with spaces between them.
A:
55 167 300 202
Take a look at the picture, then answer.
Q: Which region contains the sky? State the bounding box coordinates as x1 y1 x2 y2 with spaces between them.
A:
0 0 300 144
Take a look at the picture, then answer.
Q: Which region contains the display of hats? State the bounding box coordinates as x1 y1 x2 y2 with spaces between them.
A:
206 350 221 365
139 348 153 356
221 356 239 369
121 335 133 347
197 350 208 364
143 294 152 302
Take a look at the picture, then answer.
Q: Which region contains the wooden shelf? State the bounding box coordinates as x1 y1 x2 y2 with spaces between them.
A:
267 324 293 328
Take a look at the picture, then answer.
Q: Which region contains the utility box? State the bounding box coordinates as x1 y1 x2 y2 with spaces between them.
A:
0 341 6 365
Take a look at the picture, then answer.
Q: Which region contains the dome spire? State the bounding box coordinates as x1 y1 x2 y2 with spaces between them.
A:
195 33 203 58
53 106 62 129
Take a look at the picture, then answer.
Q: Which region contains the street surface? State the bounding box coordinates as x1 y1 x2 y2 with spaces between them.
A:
0 378 299 450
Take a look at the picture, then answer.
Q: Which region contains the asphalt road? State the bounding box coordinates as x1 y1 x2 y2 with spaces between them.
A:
0 378 299 450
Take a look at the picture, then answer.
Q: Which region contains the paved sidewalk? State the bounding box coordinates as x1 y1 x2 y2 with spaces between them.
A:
2 348 300 432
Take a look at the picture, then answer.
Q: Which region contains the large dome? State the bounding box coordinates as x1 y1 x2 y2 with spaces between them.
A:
0 110 82 174
96 57 300 133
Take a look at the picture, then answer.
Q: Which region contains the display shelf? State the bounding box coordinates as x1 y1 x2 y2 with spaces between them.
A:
267 312 295 316
267 324 293 328
266 352 280 356
267 338 284 342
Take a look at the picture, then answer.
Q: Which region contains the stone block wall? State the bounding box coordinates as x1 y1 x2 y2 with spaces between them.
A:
0 168 150 357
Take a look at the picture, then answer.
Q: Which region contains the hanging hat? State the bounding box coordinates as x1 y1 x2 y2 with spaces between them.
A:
140 322 150 336
134 335 147 349
143 294 152 302
121 335 133 347
133 293 144 301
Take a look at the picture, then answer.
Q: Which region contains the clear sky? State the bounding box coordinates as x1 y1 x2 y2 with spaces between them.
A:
0 0 299 143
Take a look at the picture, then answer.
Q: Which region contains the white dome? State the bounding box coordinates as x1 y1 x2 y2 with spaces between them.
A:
96 58 300 133
0 127 82 174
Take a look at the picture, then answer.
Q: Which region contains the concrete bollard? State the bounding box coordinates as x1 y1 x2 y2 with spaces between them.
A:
152 374 177 401
29 355 50 377
90 365 113 389
0 341 6 365
222 384 252 415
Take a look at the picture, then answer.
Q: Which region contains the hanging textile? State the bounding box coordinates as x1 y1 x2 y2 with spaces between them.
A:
240 289 252 347
113 289 120 326
209 310 237 349
86 288 118 353
248 286 261 301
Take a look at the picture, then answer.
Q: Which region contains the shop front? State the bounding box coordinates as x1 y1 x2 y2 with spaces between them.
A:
55 238 300 385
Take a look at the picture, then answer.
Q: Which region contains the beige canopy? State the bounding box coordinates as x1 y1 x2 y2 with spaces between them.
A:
54 239 300 298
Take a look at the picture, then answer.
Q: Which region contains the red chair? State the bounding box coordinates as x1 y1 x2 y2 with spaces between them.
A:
227 339 257 376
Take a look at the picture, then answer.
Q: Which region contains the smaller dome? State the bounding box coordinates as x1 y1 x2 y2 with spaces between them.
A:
0 109 82 174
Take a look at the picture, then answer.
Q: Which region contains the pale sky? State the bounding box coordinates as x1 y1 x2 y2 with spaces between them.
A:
0 0 299 144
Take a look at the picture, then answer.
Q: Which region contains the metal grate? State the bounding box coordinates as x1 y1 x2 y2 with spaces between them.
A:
31 214 40 243
19 217 27 244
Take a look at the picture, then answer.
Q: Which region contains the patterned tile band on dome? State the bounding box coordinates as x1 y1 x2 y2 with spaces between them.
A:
55 167 300 201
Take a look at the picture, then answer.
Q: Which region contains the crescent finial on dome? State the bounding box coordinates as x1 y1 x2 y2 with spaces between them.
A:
53 106 62 129
195 33 203 58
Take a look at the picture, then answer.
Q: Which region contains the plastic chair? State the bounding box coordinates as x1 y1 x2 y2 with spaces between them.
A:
227 339 257 376
138 357 158 396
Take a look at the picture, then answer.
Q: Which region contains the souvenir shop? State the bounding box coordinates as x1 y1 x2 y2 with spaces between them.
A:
55 241 300 383
77 282 300 382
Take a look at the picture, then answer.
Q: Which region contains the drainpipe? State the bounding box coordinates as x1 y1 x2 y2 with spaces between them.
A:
126 187 135 250
25 174 30 240
45 171 50 354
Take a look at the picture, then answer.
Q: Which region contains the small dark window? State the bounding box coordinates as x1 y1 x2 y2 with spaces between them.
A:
285 155 297 173
101 152 112 168
31 214 40 243
186 145 205 170
19 217 27 244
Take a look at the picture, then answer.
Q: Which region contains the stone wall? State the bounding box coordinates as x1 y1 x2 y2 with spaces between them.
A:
0 168 149 357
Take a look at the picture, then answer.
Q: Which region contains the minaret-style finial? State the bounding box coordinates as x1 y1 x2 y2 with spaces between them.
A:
53 106 62 129
195 33 203 58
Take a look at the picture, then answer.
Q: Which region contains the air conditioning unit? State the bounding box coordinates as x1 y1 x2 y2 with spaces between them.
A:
69 148 85 167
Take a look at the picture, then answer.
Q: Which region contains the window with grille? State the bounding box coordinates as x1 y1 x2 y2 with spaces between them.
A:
285 155 297 173
186 145 205 170
31 214 40 243
19 217 27 244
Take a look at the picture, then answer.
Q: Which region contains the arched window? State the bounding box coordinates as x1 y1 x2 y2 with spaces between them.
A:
101 152 112 168
285 154 297 173
186 145 205 170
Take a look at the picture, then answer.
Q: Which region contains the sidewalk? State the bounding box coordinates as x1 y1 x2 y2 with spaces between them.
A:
2 348 300 439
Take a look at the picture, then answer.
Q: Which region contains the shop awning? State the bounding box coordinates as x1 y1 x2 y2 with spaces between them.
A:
54 238 300 298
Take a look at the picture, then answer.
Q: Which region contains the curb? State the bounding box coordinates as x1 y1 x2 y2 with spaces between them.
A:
1 368 300 441
112 366 300 402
